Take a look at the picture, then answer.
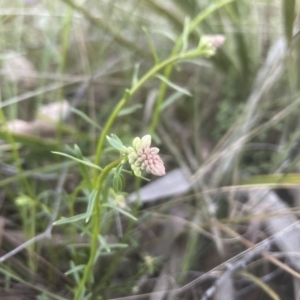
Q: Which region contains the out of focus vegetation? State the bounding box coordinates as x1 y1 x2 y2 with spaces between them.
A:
0 0 300 299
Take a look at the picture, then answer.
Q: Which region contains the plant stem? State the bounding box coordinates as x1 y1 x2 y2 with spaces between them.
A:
94 48 205 168
149 0 233 134
74 158 122 300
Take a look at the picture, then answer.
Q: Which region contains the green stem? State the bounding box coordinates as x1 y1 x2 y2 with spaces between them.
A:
149 0 234 134
94 48 204 168
74 158 122 300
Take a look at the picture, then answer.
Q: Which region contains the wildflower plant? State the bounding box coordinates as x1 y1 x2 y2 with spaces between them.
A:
53 134 166 299
50 3 227 297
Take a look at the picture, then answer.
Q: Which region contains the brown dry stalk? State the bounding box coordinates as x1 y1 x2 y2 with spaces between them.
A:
217 222 300 280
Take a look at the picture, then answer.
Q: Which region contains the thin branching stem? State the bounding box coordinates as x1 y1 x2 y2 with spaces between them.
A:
94 48 206 168
75 158 122 300
149 0 233 134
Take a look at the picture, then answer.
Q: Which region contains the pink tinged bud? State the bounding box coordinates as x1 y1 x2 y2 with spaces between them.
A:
150 147 159 154
206 34 226 50
128 135 165 177
145 153 165 176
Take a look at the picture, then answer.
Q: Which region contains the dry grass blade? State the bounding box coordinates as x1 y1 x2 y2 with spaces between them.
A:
248 189 300 298
239 271 280 300
191 95 300 184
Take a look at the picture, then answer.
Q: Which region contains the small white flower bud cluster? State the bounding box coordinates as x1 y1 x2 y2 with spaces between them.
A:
123 135 165 177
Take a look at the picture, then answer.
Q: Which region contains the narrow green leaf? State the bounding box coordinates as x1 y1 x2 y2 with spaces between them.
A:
118 104 142 116
115 164 123 176
156 74 192 96
106 135 124 151
142 26 160 64
73 145 93 189
108 243 128 249
86 189 97 222
53 213 87 225
99 235 111 252
160 91 185 111
65 264 85 276
74 144 83 158
113 174 122 193
131 63 140 87
120 174 125 191
110 134 123 145
71 107 102 130
103 203 137 221
52 151 102 170
152 29 177 43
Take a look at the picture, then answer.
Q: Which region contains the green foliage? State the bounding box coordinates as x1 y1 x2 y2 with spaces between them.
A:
1 0 300 299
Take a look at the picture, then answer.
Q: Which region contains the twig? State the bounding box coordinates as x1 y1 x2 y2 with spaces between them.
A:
200 221 300 300
0 168 68 263
109 219 300 300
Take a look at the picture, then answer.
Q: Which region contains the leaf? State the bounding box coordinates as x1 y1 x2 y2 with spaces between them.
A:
71 107 102 130
113 164 124 193
99 234 111 252
65 264 85 276
110 134 123 145
131 63 140 87
106 135 124 151
73 144 93 189
107 243 128 249
156 74 192 96
73 144 83 158
103 203 137 221
52 151 102 170
53 213 86 225
160 91 185 111
142 27 159 64
118 104 142 116
86 189 97 222
112 173 125 194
